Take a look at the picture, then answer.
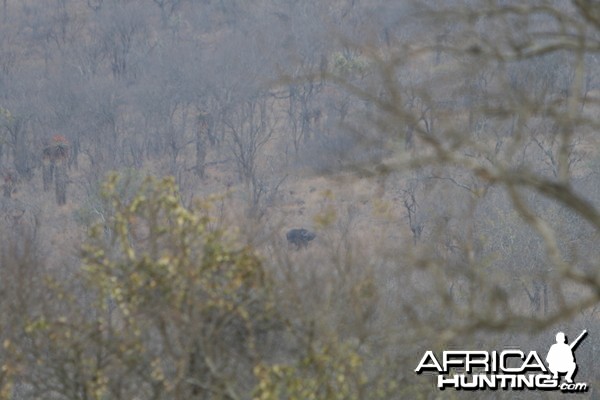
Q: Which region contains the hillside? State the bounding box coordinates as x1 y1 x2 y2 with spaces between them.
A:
2 0 600 398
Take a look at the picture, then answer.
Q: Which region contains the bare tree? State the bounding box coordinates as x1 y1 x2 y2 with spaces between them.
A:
224 94 274 185
42 135 69 205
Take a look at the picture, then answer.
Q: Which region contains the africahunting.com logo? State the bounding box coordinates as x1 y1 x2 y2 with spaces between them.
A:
415 330 589 392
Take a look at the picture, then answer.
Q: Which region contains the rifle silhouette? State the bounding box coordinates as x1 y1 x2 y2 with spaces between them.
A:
569 330 587 350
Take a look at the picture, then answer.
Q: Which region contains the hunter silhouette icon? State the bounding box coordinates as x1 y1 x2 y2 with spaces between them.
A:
546 330 587 383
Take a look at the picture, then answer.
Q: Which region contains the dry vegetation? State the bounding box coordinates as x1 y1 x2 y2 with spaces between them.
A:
1 0 600 399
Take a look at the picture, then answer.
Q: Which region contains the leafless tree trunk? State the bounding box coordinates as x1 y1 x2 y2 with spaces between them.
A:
195 113 211 178
55 161 67 206
2 181 12 198
42 158 54 192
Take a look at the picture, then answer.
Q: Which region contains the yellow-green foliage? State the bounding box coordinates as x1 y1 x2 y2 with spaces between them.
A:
83 174 269 317
253 340 367 400
331 52 369 77
18 174 397 399
0 107 12 123
0 339 17 400
79 174 274 397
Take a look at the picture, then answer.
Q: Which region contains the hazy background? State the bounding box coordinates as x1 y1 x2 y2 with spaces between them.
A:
1 0 600 398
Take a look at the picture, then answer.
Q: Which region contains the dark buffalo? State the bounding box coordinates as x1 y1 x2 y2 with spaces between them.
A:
286 228 316 249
